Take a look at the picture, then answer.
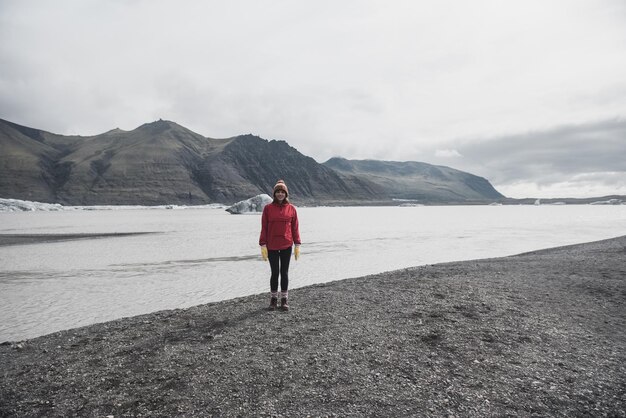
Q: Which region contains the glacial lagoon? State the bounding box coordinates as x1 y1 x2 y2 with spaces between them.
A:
1 204 625 342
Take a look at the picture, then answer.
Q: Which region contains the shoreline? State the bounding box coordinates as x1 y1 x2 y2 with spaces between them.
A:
1 236 625 416
2 195 625 214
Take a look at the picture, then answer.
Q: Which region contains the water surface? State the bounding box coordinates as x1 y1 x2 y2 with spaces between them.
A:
1 205 625 341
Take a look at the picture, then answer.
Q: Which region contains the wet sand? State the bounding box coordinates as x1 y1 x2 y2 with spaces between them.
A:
1 236 625 417
0 232 156 247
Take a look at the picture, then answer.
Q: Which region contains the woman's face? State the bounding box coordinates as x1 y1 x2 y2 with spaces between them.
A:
275 190 286 202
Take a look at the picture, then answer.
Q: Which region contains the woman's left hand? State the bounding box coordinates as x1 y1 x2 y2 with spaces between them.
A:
294 245 301 260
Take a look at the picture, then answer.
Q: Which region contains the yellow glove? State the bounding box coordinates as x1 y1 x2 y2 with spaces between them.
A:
261 246 268 261
294 245 300 261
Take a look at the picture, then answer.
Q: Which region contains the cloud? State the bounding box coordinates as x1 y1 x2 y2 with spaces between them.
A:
430 119 626 198
435 149 462 158
1 0 626 198
497 174 626 200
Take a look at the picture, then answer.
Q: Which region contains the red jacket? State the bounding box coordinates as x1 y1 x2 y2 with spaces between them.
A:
259 202 301 250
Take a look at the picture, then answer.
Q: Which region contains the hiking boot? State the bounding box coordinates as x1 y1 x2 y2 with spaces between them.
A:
269 297 278 311
280 297 289 311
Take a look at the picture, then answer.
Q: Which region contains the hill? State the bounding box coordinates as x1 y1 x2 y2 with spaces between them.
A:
323 157 503 203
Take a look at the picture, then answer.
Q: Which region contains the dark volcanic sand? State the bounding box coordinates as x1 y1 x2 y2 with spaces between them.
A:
1 236 625 417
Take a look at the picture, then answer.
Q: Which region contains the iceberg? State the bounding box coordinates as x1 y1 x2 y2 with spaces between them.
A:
0 198 64 212
0 198 227 212
226 194 272 214
589 199 622 205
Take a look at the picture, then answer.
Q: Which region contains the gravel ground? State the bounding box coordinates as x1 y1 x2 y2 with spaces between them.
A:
1 236 625 417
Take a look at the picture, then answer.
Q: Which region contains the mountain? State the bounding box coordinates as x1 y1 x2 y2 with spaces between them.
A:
323 157 504 203
0 118 503 205
197 134 381 203
1 119 216 204
0 118 83 203
0 118 379 205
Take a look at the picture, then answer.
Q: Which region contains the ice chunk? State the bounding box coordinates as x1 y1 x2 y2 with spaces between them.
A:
589 198 622 205
0 198 64 212
226 194 272 214
0 198 227 212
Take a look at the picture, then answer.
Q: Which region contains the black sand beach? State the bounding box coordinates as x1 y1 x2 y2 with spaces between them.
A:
1 236 625 417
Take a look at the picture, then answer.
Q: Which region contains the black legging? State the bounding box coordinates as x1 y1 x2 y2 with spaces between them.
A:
268 247 292 292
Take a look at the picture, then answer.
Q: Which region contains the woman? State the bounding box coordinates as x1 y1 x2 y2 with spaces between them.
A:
259 180 301 311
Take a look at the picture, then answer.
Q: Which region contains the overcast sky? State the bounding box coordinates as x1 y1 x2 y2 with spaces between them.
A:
1 0 625 198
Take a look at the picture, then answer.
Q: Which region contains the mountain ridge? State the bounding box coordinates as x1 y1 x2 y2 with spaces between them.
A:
0 118 504 205
323 157 503 202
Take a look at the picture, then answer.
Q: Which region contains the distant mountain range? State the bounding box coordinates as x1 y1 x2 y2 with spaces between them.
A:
0 118 504 205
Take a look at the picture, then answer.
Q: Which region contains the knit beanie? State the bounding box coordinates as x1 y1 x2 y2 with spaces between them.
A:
273 179 289 196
